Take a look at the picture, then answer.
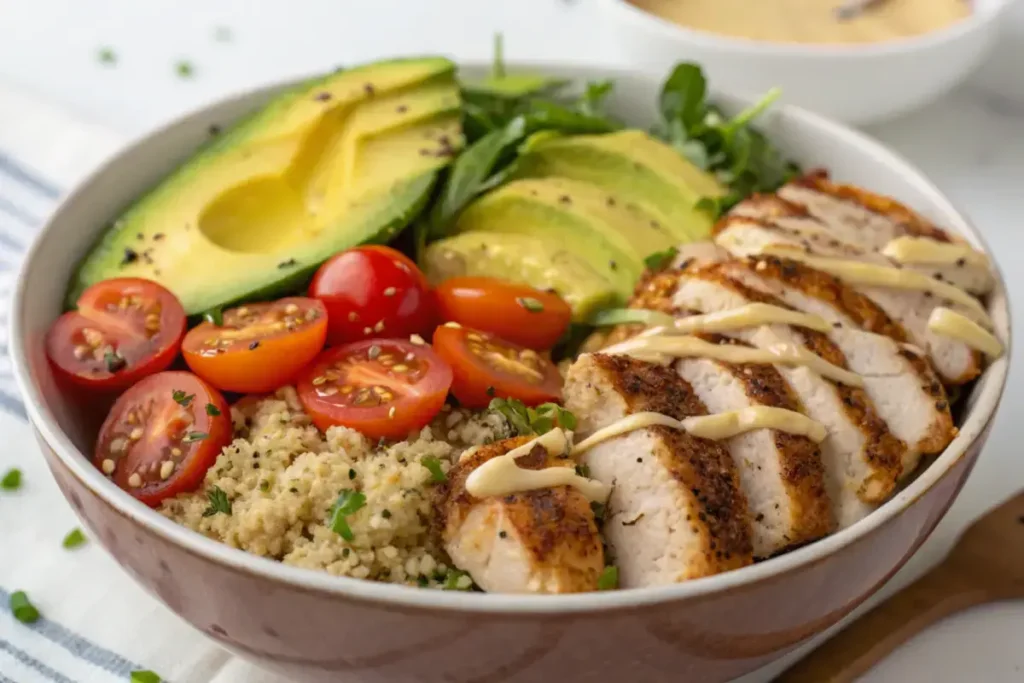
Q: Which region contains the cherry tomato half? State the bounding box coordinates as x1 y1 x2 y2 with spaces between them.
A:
434 277 572 350
46 278 186 391
182 297 327 393
95 371 232 506
296 339 452 440
309 246 434 346
432 325 562 409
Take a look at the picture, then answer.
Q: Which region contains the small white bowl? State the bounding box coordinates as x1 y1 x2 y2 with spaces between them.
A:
600 0 1013 125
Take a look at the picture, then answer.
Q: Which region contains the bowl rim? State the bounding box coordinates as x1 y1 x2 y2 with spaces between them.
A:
10 59 1012 616
599 0 1013 58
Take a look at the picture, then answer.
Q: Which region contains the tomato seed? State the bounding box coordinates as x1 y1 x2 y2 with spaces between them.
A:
312 376 327 386
129 427 144 440
82 328 104 347
236 307 249 317
128 473 142 488
348 312 358 322
171 447 182 457
101 459 116 474
159 461 175 480
383 287 397 297
374 321 385 333
368 345 381 360
109 437 127 454
73 345 88 359
341 385 354 394
363 326 372 335
388 406 396 418
392 364 408 373
320 386 338 396
410 334 426 346
284 303 299 315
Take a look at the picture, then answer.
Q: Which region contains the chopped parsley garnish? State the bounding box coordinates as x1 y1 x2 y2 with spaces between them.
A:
130 672 162 683
9 590 40 623
443 569 473 591
575 464 591 478
182 431 208 443
597 565 618 591
62 528 87 549
329 489 366 541
175 60 195 78
104 349 127 373
590 501 606 522
421 456 447 483
202 307 223 326
172 390 194 407
644 247 679 271
488 398 576 436
205 403 221 416
516 296 544 313
348 468 356 480
202 486 232 517
1 468 22 491
97 47 117 65
258 479 270 493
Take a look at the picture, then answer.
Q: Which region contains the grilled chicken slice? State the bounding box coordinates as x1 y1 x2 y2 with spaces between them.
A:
670 336 834 556
714 217 983 385
666 265 905 527
718 257 954 468
563 353 752 585
437 437 604 594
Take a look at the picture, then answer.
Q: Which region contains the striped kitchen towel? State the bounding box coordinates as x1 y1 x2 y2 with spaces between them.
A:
0 84 284 683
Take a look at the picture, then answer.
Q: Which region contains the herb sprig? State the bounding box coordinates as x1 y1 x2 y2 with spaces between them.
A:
329 489 367 541
202 486 232 517
488 398 576 436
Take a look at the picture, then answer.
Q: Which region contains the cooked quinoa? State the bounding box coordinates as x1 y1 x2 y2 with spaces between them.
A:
159 387 509 587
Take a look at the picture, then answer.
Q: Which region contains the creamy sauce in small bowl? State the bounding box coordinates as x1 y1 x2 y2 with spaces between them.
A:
627 0 973 45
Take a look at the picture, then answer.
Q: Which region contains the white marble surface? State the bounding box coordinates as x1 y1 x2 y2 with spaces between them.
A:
1 0 1023 681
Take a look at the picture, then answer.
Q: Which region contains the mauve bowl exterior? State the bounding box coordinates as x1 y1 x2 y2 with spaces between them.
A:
11 62 1011 683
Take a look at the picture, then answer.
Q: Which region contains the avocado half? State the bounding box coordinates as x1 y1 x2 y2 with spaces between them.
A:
67 57 463 314
422 130 725 321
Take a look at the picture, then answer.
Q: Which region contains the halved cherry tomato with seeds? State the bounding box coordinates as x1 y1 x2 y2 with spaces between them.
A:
434 277 571 350
182 297 327 393
308 246 434 346
432 324 562 409
95 371 232 506
46 278 186 391
296 339 452 440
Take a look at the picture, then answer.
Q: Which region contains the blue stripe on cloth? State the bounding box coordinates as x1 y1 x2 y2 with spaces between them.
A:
0 154 61 201
0 224 28 252
0 197 40 230
0 671 20 683
0 588 141 677
0 639 78 683
0 390 27 421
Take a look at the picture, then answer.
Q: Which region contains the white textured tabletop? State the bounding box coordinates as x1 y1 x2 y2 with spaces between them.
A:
1 0 1023 681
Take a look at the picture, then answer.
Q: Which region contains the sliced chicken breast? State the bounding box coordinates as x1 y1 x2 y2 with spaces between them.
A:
667 265 905 528
564 353 753 586
670 335 834 556
715 221 983 385
437 437 604 594
718 257 955 468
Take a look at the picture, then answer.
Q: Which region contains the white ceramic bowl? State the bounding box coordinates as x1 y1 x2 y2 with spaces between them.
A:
600 0 1013 126
11 62 1011 683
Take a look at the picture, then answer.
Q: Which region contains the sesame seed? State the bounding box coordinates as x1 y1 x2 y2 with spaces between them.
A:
383 287 397 297
160 461 175 480
128 473 142 488
101 459 115 474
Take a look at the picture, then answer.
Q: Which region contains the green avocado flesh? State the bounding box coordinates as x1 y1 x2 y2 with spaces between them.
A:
422 232 619 321
67 57 463 314
424 129 724 319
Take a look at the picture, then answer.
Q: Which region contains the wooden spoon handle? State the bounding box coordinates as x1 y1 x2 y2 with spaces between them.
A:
774 560 991 683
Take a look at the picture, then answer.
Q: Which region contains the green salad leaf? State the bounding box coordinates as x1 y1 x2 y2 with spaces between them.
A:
9 590 40 624
598 566 619 591
489 398 576 436
653 63 799 217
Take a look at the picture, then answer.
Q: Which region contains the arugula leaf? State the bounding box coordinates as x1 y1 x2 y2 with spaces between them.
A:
9 590 40 623
1 468 21 491
172 390 194 407
588 308 675 328
62 528 87 550
644 247 679 271
130 672 162 683
202 307 224 326
488 398 576 436
202 486 232 517
598 565 619 591
329 489 367 541
443 568 474 591
579 80 614 116
654 62 799 214
421 456 447 483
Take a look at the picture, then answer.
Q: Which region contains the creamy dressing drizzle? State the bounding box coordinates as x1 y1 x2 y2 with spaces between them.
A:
882 236 988 268
603 334 864 387
464 428 611 504
927 307 1004 358
662 303 832 335
753 245 994 328
571 408 826 457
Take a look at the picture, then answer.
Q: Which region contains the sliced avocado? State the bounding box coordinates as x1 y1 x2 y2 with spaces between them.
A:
492 177 679 259
422 232 619 321
68 57 463 314
452 186 639 300
511 130 724 243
